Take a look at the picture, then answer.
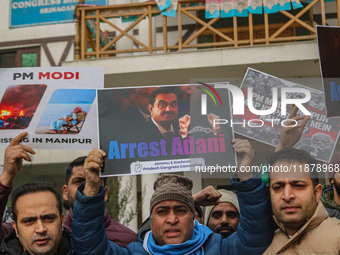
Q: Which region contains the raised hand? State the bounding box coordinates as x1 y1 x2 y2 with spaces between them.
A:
0 132 35 186
232 139 254 181
84 148 106 196
193 185 221 206
276 105 310 152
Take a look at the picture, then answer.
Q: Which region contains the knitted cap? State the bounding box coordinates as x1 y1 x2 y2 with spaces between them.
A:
329 153 340 181
204 189 240 225
150 174 195 213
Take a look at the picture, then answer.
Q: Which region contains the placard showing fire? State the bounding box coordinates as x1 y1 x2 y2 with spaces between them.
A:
0 67 104 150
0 84 46 129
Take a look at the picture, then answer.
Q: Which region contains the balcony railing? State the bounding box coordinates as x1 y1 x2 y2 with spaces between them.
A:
74 0 340 60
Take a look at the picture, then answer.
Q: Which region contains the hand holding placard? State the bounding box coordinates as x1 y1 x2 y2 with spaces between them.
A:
84 148 106 197
0 132 35 187
232 139 254 181
276 105 310 152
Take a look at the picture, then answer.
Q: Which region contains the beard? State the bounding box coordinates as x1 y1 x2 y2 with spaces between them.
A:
214 225 237 239
67 193 75 211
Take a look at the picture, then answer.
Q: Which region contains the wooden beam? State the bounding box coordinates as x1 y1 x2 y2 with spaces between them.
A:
320 0 326 25
100 14 148 51
95 10 100 59
233 16 238 47
148 5 153 53
178 3 183 51
270 0 318 40
280 10 315 33
163 15 168 52
81 9 86 60
338 0 340 25
264 14 269 45
182 10 233 45
249 13 253 46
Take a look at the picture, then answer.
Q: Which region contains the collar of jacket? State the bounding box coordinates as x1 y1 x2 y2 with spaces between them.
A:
321 186 340 210
272 201 329 254
2 228 74 255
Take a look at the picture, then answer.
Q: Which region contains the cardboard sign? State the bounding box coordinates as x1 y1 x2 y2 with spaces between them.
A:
98 83 237 177
233 68 340 162
317 26 340 118
0 67 104 149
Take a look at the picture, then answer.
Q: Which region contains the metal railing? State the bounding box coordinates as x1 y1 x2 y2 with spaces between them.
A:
74 0 340 60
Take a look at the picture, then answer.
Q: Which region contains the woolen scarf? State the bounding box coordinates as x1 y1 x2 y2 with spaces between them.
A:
144 220 213 255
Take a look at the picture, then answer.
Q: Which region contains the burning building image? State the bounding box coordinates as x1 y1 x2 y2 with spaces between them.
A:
0 84 46 129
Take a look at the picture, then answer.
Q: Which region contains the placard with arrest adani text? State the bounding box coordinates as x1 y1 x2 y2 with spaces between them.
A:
98 83 237 177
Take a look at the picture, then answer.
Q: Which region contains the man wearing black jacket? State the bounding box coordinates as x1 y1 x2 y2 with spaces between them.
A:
0 133 73 255
1 182 73 255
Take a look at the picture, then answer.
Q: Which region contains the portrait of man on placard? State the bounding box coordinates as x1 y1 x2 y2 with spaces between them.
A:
97 84 235 177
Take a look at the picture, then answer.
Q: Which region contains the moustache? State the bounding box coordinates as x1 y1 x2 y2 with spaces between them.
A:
215 225 235 234
162 111 175 116
32 233 51 241
280 202 301 210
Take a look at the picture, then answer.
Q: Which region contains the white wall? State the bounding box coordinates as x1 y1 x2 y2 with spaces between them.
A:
0 1 78 66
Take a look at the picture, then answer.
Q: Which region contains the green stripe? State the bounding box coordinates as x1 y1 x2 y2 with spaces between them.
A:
198 87 217 106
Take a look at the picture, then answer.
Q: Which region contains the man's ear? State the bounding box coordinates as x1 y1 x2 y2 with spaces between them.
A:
104 186 109 202
315 184 323 202
148 104 153 115
62 185 68 201
12 220 19 238
330 179 334 185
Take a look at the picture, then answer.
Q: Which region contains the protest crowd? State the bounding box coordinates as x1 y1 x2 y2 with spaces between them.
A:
0 91 339 255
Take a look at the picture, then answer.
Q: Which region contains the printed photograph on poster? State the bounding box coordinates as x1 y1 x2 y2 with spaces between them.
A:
233 68 340 162
317 26 340 118
98 83 236 177
0 84 46 129
36 89 96 134
0 67 104 150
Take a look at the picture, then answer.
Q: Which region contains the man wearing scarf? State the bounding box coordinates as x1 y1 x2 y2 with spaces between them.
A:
72 139 274 255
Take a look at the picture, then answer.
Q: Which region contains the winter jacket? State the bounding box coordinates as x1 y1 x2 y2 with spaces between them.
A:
72 176 274 255
0 183 14 251
63 209 137 247
321 185 340 219
263 201 340 255
1 229 74 255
